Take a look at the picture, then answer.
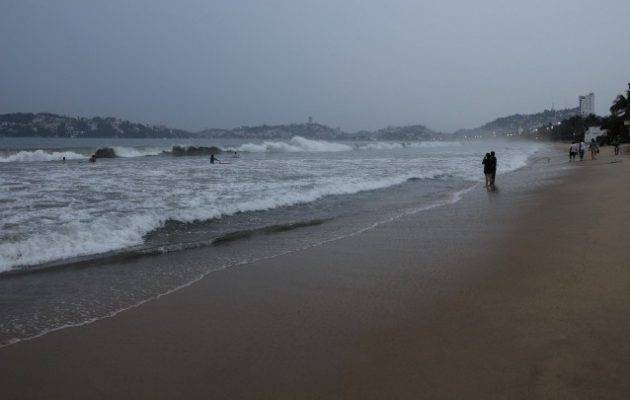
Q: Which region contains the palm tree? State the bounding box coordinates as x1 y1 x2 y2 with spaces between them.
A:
610 93 628 118
605 84 630 142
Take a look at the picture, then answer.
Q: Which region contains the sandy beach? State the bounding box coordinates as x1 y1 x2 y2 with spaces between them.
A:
1 144 629 399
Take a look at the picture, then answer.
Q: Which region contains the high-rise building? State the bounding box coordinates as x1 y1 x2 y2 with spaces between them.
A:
579 93 595 116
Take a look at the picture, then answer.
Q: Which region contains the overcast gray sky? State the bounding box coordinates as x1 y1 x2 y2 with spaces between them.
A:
1 0 629 133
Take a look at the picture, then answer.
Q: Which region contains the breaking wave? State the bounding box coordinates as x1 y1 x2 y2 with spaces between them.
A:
0 150 87 162
0 146 166 162
110 146 168 157
0 173 426 272
0 140 542 273
225 136 353 153
0 139 462 162
224 137 461 153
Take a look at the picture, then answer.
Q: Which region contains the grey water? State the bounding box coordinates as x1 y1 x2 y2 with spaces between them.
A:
0 136 547 346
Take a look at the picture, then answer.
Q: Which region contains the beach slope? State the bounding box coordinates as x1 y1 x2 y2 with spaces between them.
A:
1 148 629 399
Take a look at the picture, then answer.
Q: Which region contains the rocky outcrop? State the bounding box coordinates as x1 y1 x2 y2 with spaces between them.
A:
93 147 116 158
171 146 222 156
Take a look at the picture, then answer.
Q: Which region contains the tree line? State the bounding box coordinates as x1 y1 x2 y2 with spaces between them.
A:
535 84 630 143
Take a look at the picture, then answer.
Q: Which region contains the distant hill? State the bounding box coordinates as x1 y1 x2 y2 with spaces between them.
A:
199 123 445 141
0 112 448 141
198 123 346 140
0 108 583 141
0 113 193 138
453 108 580 139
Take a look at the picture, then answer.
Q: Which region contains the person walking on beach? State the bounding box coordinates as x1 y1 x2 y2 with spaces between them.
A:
569 141 578 162
482 153 492 188
578 141 586 161
489 151 497 187
612 135 621 155
589 139 599 160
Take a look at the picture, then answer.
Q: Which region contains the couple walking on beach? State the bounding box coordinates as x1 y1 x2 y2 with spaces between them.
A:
482 151 497 189
569 141 586 162
570 139 599 162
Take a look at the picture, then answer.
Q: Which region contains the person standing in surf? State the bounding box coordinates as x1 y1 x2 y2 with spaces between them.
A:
489 151 497 188
482 153 492 188
210 154 220 164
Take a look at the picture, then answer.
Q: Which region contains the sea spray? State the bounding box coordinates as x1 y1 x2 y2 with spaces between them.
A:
0 139 541 272
225 136 352 153
0 149 87 162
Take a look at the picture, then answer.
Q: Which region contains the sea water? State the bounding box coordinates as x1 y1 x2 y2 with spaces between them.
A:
0 136 543 346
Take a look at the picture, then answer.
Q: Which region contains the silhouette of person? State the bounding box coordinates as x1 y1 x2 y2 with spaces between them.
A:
489 151 497 187
482 153 492 188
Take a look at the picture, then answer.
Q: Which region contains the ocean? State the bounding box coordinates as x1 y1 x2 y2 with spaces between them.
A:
0 136 548 346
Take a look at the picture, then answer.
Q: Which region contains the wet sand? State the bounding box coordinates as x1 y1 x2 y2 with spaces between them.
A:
1 145 629 399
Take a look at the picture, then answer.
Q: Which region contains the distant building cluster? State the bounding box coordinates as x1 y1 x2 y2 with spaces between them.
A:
579 92 595 116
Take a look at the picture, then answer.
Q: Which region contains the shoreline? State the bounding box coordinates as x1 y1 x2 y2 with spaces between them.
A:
1 145 629 399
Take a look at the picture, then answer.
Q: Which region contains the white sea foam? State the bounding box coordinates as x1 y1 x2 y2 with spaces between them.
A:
0 150 87 162
357 141 462 150
226 136 352 153
359 142 407 150
0 140 544 272
407 141 463 148
0 171 422 272
111 146 168 157
496 145 540 173
0 181 479 349
0 215 152 272
226 137 462 153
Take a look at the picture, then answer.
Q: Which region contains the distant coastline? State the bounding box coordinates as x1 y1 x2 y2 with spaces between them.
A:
0 108 580 141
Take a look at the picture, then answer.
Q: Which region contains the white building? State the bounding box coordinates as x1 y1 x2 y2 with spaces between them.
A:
584 126 605 143
579 93 595 116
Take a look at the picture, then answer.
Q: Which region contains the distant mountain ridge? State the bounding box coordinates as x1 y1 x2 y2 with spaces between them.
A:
453 107 580 138
199 123 443 141
0 112 445 141
0 108 582 140
0 113 191 138
198 123 346 140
